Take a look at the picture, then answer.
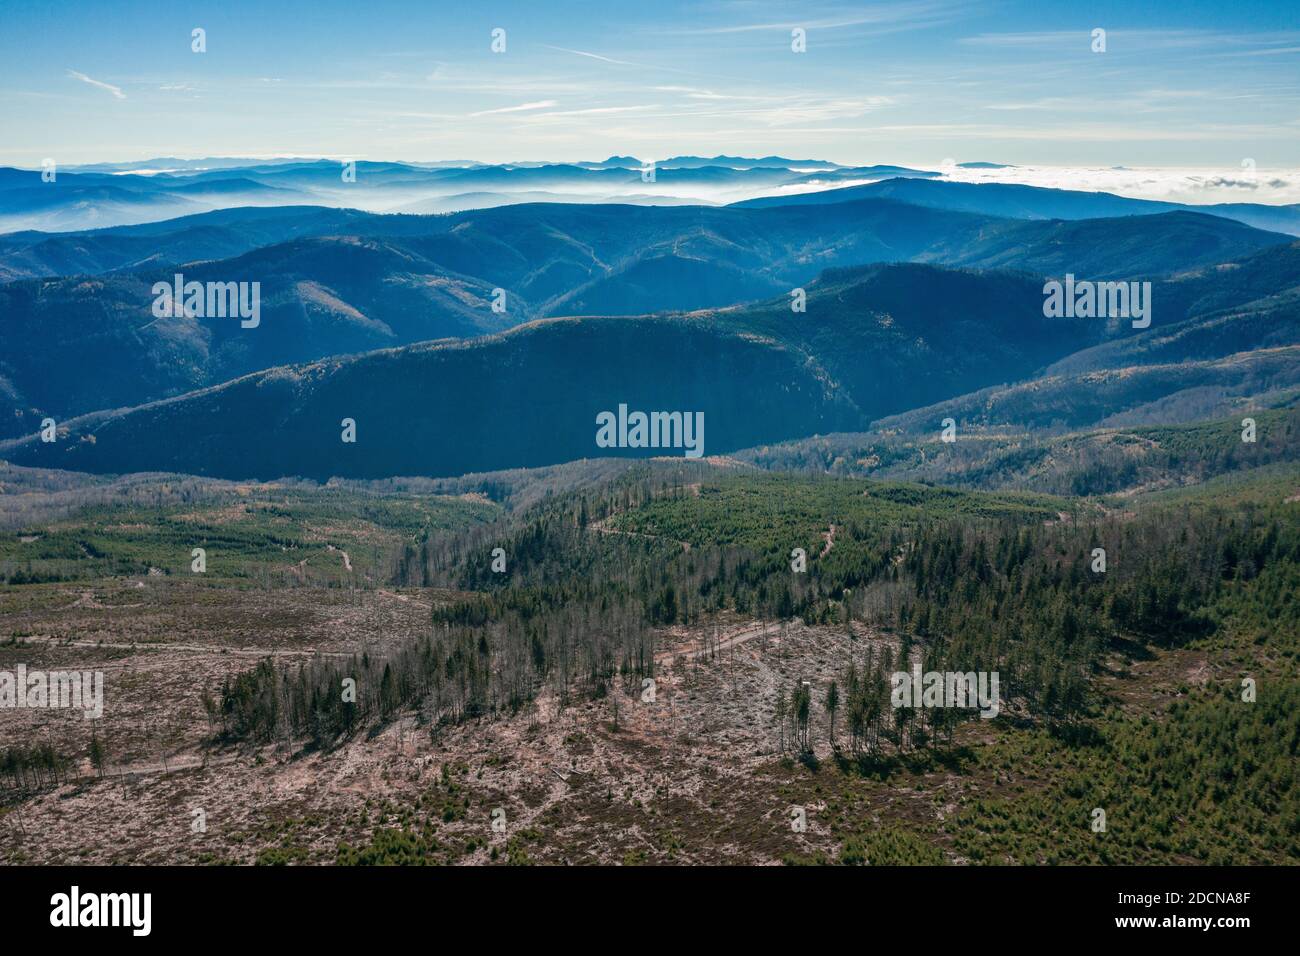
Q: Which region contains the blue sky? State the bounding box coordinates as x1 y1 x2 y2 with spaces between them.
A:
1 0 1297 167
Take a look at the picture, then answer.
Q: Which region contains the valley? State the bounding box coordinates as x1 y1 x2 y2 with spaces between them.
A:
2 154 1296 873
2 452 1295 865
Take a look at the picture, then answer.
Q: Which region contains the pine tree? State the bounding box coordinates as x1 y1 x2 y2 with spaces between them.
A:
826 680 840 749
775 688 787 752
89 725 105 778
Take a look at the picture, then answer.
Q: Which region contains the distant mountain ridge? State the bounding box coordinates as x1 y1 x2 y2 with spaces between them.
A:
6 249 1295 481
0 198 1288 438
0 157 871 233
735 177 1300 236
7 155 1296 238
3 160 1296 483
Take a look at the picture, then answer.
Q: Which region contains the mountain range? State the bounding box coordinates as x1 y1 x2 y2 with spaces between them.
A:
0 157 935 234
9 155 1298 237
5 240 1297 479
1 156 1296 482
736 177 1300 236
0 197 1290 438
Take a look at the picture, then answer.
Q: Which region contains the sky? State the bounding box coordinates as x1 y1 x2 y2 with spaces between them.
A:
1 0 1298 174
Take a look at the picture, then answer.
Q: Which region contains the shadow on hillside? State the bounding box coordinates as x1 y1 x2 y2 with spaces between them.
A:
830 744 976 780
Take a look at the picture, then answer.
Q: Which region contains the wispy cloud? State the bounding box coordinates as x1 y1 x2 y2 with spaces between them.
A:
957 28 1297 53
1216 45 1300 58
958 30 1095 47
674 95 894 126
529 104 660 119
655 86 770 102
543 45 640 67
540 44 708 79
469 100 558 117
67 69 125 99
655 1 962 36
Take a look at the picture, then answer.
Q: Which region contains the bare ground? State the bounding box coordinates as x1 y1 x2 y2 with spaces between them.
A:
1 578 978 865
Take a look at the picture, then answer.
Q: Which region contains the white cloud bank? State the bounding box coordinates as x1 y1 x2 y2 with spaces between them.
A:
935 164 1300 206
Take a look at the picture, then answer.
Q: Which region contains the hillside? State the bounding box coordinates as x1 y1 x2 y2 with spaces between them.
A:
733 405 1300 496
6 239 1297 479
3 199 1291 437
736 176 1300 236
0 237 517 438
0 206 393 281
6 196 1288 288
0 262 1124 479
872 347 1300 435
916 210 1285 279
0 314 859 479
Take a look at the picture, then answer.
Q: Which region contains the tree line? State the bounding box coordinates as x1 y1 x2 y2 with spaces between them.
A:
211 464 1299 753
